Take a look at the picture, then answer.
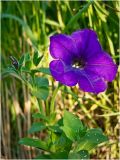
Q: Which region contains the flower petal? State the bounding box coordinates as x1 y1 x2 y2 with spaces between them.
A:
49 34 78 64
71 29 102 59
86 52 118 81
77 69 107 94
49 60 64 81
50 60 78 86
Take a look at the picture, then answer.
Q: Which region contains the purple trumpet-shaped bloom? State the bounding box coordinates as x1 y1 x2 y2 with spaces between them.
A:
49 29 118 94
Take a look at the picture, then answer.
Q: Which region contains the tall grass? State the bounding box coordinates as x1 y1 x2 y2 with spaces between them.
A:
1 1 119 159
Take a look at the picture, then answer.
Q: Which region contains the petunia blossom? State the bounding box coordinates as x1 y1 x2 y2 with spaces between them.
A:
49 29 118 94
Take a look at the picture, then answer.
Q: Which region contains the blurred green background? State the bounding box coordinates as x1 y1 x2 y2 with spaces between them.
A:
1 0 119 159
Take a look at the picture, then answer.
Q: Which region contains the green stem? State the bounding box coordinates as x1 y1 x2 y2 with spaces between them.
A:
46 99 49 116
37 99 45 115
50 83 62 114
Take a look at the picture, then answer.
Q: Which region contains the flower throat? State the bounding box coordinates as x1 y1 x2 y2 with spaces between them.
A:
72 58 85 69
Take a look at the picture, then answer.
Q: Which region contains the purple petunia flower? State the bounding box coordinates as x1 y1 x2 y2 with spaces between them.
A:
49 29 118 94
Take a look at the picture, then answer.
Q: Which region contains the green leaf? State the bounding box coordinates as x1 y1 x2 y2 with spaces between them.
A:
69 150 90 159
21 66 31 73
31 77 49 100
33 51 38 64
57 118 63 126
31 86 49 100
25 53 31 62
50 151 68 159
34 154 50 159
19 138 48 151
32 67 51 75
75 128 108 152
2 67 17 76
32 113 48 122
28 122 46 134
1 67 23 81
50 132 72 153
48 125 62 134
64 110 84 130
35 152 68 159
61 111 86 141
33 51 43 66
34 77 49 87
18 55 24 69
61 126 76 142
24 53 32 69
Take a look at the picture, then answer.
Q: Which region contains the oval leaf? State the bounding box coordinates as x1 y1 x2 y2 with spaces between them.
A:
19 138 48 151
28 122 46 134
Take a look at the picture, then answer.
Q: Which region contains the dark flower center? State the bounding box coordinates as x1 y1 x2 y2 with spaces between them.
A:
72 58 85 69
